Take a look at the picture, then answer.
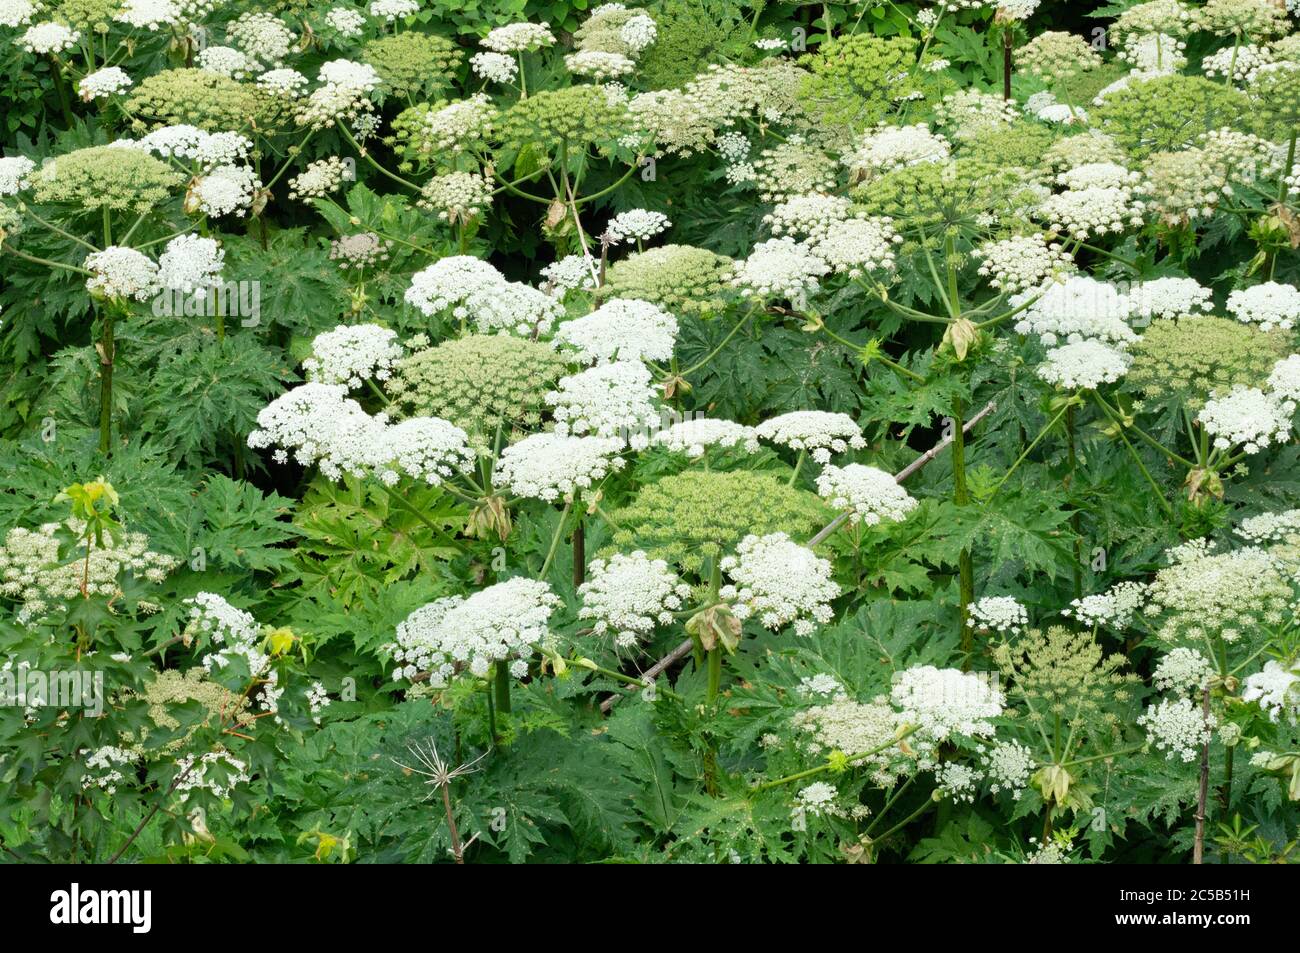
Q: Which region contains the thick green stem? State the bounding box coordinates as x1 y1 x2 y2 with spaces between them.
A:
1066 404 1082 600
98 308 115 455
494 662 512 716
952 399 974 661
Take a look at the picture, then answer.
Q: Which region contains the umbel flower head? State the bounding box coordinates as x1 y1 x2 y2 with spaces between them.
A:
30 145 183 214
545 360 661 448
815 463 918 526
387 577 562 686
719 532 839 636
1124 314 1288 409
578 551 692 649
386 333 568 446
552 298 678 365
605 469 829 576
602 244 735 315
303 324 404 390
754 410 867 464
493 431 626 502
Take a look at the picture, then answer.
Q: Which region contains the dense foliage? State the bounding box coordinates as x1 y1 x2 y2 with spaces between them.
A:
2 0 1300 865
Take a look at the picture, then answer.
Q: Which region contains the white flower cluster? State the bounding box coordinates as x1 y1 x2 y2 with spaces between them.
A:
306 681 331 723
20 22 79 54
890 665 1004 742
84 246 159 302
82 746 138 795
405 256 562 336
935 762 980 803
417 170 493 224
1152 647 1214 695
565 50 635 80
809 217 901 278
248 382 475 486
763 193 852 240
493 431 625 502
1012 276 1137 346
969 596 1029 635
1241 660 1300 723
298 60 381 130
539 254 597 297
326 7 366 36
1198 386 1294 454
720 532 840 636
1203 43 1273 84
1237 507 1300 542
186 591 261 651
578 551 692 648
1144 538 1291 644
1061 580 1147 629
481 22 555 53
1127 276 1213 320
979 739 1035 798
78 67 133 100
552 298 678 365
793 781 841 818
1118 32 1186 75
546 361 660 447
471 50 518 83
388 577 561 685
1037 339 1131 391
620 11 657 52
185 592 274 690
1139 697 1213 762
732 237 830 302
815 463 917 527
302 324 403 389
1226 281 1300 332
1056 162 1142 192
0 521 178 624
330 232 392 271
0 156 35 196
651 417 760 458
976 234 1075 293
844 123 950 181
197 46 256 80
1035 183 1146 240
157 234 224 294
603 209 671 244
258 68 309 97
130 126 252 169
174 750 252 801
0 0 36 28
115 0 180 30
419 95 495 155
792 697 909 784
369 0 418 21
288 156 351 201
188 163 261 218
755 410 866 463
227 11 296 68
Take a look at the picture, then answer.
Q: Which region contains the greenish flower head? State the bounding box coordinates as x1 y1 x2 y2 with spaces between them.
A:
496 85 631 155
605 469 831 576
385 333 569 446
1248 66 1300 138
124 68 279 132
602 244 734 315
29 146 183 215
852 157 1040 241
363 32 463 100
798 33 923 139
1125 314 1291 410
1040 130 1128 173
56 0 121 31
959 121 1058 175
1094 75 1253 158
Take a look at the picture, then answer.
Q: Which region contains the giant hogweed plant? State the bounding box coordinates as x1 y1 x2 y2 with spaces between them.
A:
1 0 1300 864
